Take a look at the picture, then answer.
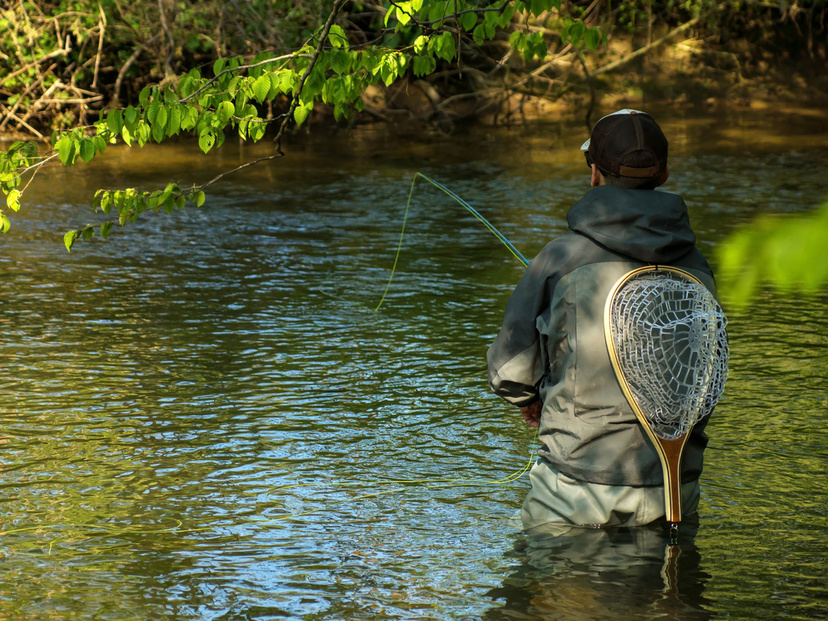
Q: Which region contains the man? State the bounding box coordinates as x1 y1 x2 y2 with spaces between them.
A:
487 109 719 530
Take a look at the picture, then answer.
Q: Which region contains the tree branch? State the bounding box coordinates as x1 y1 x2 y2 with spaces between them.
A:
273 0 350 152
590 16 702 76
179 53 310 104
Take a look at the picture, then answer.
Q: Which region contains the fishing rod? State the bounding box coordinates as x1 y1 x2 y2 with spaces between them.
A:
375 172 529 312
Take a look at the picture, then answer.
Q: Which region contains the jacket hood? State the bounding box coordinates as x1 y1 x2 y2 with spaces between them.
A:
566 186 696 263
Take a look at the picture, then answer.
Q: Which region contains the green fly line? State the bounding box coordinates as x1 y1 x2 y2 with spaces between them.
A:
266 173 537 520
1 175 537 544
375 172 529 312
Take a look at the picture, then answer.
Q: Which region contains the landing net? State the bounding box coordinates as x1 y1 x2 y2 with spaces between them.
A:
608 269 729 440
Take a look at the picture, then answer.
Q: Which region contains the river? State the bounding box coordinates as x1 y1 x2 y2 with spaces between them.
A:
1 109 826 619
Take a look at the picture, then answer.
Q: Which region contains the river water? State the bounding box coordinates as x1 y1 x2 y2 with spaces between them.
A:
1 110 826 619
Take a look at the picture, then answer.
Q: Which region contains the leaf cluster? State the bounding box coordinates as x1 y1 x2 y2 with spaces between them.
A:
0 141 39 232
2 0 609 250
715 201 828 308
63 183 206 252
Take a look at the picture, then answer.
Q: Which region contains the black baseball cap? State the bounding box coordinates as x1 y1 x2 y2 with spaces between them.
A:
580 109 668 179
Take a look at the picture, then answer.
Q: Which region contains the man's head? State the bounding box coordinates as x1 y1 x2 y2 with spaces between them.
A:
581 109 669 190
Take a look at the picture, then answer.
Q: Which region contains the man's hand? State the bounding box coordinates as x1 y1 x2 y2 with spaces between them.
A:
520 401 542 428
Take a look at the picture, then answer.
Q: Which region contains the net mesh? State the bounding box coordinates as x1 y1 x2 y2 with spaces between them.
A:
609 270 729 440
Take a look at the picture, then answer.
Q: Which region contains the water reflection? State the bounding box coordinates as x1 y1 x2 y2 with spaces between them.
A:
486 523 711 621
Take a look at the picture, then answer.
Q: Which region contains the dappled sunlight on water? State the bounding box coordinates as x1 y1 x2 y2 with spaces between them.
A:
1 112 827 619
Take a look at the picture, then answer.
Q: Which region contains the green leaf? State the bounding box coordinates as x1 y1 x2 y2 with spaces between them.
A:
147 100 162 125
277 70 297 94
330 51 351 75
213 57 226 76
395 1 412 26
460 11 477 31
412 55 436 77
568 20 585 45
293 101 313 125
167 105 182 135
509 30 526 52
136 121 151 147
0 211 10 233
139 85 153 107
151 120 165 144
178 75 191 98
253 74 272 103
152 106 168 143
199 129 216 154
106 109 123 135
78 138 96 163
328 24 348 49
181 105 199 131
302 69 326 101
64 230 78 252
227 75 243 96
217 100 235 124
57 135 75 166
472 24 486 46
435 32 456 62
100 221 113 240
195 190 205 207
156 106 169 130
249 120 266 142
100 191 112 214
124 106 138 126
584 27 602 51
6 188 21 212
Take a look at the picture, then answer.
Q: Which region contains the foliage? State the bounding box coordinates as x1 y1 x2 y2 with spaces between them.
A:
0 0 329 136
716 200 828 308
1 0 823 254
0 0 606 249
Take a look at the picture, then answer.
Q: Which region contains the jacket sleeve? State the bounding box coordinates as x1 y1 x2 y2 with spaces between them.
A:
487 239 570 407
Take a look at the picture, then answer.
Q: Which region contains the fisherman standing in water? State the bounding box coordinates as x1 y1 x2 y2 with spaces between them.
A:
487 110 725 530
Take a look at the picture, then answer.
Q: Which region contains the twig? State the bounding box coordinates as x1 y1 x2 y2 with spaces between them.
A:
157 0 176 79
92 1 107 89
273 0 350 152
0 67 50 131
111 33 162 107
590 16 702 76
179 53 308 103
21 154 60 192
17 74 60 129
576 52 595 127
198 154 284 189
0 47 71 90
2 110 44 139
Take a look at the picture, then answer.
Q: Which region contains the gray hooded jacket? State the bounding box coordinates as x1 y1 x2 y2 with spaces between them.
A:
487 185 716 487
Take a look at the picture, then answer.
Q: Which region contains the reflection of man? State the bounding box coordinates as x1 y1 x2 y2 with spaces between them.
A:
487 110 719 529
483 525 711 620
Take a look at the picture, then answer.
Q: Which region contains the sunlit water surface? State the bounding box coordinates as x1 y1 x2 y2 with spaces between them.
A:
1 111 826 619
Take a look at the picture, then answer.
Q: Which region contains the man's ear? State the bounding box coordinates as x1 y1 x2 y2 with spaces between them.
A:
591 164 603 188
656 165 671 187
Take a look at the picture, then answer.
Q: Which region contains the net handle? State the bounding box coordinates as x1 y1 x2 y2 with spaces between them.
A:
603 265 704 524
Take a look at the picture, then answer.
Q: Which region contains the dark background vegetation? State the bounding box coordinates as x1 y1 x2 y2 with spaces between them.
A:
1 0 825 139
